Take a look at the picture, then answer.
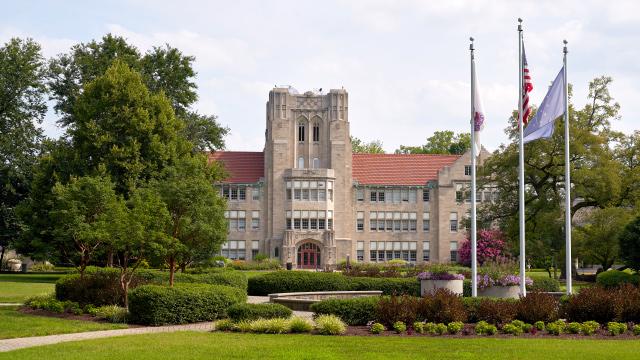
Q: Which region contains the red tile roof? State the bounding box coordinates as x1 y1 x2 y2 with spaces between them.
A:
208 151 461 186
352 153 461 186
208 151 264 183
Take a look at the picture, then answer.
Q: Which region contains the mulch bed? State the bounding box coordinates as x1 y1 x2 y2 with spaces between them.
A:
17 306 140 327
344 325 640 340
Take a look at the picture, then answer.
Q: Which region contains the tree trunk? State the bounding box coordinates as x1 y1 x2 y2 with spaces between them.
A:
107 250 113 267
0 246 5 271
169 257 176 287
179 263 187 273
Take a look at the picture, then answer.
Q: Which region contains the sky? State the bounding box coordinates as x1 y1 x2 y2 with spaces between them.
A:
2 0 639 153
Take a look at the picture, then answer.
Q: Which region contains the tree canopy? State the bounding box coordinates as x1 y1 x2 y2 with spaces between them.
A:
396 131 471 155
351 136 384 154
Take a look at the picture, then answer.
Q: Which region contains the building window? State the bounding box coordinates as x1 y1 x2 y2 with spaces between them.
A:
274 246 279 259
251 240 260 259
287 210 329 231
450 212 458 232
221 240 246 260
298 157 304 169
465 165 472 176
356 212 364 231
356 188 364 202
423 212 430 232
370 190 377 202
221 185 247 201
409 189 417 203
225 211 246 232
369 241 417 263
357 241 364 262
251 211 260 230
450 241 458 263
313 124 320 142
252 188 260 201
369 212 377 231
313 158 320 168
423 241 430 262
298 123 305 142
455 183 465 203
423 189 430 202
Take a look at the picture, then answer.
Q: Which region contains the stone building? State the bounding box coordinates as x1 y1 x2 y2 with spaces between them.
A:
209 87 491 269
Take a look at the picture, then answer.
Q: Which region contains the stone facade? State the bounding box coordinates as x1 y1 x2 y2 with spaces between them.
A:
211 87 491 269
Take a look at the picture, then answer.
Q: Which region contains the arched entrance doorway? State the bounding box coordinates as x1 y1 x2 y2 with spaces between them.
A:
297 242 321 269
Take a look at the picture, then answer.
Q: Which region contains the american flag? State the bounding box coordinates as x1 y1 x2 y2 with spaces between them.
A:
521 45 533 125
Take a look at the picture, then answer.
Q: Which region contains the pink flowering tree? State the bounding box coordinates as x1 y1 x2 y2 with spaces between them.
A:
458 229 506 266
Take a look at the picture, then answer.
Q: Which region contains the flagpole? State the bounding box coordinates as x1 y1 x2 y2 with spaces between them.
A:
470 37 478 298
517 18 527 297
563 40 572 295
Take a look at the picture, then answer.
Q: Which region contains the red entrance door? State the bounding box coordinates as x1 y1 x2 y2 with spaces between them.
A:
297 243 321 269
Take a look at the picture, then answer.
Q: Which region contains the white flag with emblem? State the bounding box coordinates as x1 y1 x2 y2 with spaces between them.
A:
472 66 485 155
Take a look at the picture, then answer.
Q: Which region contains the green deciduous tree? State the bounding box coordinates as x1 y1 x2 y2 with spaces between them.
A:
154 155 228 286
396 131 471 155
478 76 625 271
575 207 632 272
47 34 228 152
50 175 122 277
0 38 47 267
619 216 640 271
351 136 384 154
71 60 189 196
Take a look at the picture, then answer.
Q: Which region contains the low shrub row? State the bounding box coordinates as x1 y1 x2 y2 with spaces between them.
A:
128 283 246 325
227 259 282 271
595 270 639 288
312 290 560 326
25 294 128 323
55 267 247 306
214 314 346 335
247 271 419 296
227 303 292 322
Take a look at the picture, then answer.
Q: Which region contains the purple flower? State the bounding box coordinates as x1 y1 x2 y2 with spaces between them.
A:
417 272 464 281
477 274 533 288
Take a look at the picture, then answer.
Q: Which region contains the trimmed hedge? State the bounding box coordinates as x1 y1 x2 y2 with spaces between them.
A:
227 303 292 322
247 271 419 296
529 277 561 292
310 296 380 325
596 270 639 288
128 283 246 325
56 268 247 306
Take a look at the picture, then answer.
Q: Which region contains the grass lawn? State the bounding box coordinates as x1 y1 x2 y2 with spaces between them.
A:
239 270 277 278
0 273 65 283
0 306 127 340
0 282 54 303
2 332 640 359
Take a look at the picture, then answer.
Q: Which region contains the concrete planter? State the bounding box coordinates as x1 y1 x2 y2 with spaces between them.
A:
478 285 521 299
420 279 464 296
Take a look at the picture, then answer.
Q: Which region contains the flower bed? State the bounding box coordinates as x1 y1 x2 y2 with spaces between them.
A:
418 272 464 296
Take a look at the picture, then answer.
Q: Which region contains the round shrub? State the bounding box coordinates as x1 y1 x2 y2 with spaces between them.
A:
418 289 467 324
582 321 599 335
289 317 313 333
475 321 497 335
607 322 628 336
55 268 139 306
447 321 464 334
393 321 407 333
95 305 128 323
596 270 639 288
528 277 561 292
516 291 559 323
227 303 292 322
214 319 235 331
310 296 379 326
249 318 291 334
128 283 246 325
315 314 347 335
370 322 386 334
562 287 618 323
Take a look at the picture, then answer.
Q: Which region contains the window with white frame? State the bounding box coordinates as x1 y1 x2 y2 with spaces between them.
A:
221 240 246 260
225 211 246 232
356 188 364 202
369 212 417 232
251 240 260 259
220 185 247 201
465 165 472 176
450 212 458 232
450 241 458 262
356 241 364 262
423 212 430 232
298 157 304 169
369 241 417 263
356 212 364 231
287 180 330 202
252 187 260 201
313 158 320 169
251 211 260 230
455 183 464 202
423 241 430 262
286 210 329 231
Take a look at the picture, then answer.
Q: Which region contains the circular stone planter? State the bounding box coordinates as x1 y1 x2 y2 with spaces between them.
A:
478 285 521 299
269 291 383 311
420 279 464 296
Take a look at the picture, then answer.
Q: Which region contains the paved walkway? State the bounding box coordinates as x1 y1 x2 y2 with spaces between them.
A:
0 322 213 353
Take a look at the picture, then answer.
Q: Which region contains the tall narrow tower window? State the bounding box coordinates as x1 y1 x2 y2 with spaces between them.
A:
298 157 305 169
298 123 305 142
313 124 320 142
313 158 320 169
